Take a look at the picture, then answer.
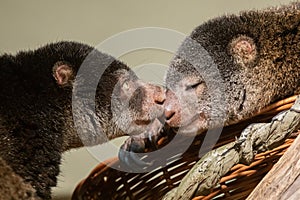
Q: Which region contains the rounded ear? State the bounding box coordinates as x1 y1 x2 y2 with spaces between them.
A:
229 35 257 66
53 61 74 87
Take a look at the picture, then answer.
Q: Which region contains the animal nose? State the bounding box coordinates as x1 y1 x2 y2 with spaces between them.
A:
153 86 166 105
164 107 175 120
164 89 181 127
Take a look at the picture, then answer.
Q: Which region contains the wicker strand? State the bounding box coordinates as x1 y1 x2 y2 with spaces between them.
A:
72 96 298 200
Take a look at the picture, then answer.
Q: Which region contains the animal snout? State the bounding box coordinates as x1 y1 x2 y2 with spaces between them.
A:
129 83 166 119
164 89 181 127
153 85 166 105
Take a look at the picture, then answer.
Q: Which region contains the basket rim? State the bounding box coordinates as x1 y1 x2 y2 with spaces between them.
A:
72 95 299 200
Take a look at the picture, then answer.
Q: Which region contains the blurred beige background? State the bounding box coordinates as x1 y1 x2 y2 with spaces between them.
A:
0 0 293 199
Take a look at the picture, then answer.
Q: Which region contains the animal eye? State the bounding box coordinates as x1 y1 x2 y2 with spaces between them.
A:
186 82 203 90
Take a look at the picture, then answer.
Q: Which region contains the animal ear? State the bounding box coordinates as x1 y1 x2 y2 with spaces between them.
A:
229 35 257 66
53 61 74 87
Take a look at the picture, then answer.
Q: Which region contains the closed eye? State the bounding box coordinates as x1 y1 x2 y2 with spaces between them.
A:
186 82 204 90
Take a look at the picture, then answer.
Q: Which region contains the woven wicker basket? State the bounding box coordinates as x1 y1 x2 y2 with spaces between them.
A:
72 95 298 200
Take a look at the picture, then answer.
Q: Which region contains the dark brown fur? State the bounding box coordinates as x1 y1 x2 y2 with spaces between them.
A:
0 41 164 199
164 2 300 135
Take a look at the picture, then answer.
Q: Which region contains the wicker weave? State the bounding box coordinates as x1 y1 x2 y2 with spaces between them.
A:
72 95 298 200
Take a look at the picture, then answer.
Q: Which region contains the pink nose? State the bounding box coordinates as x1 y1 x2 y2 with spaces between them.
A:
133 83 165 108
164 89 181 127
153 85 165 105
164 108 175 120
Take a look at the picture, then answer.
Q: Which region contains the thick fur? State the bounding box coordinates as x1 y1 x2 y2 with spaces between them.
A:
0 41 164 199
0 157 40 199
165 2 300 134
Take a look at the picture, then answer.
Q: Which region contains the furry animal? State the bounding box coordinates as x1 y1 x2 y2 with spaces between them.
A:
118 2 300 167
0 41 165 199
164 2 300 135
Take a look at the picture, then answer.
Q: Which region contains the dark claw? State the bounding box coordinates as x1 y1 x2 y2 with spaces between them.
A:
122 135 147 153
118 146 150 172
146 117 166 150
118 118 166 170
118 134 152 171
